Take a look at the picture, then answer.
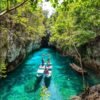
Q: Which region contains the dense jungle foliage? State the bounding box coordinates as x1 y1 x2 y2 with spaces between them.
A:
49 0 100 52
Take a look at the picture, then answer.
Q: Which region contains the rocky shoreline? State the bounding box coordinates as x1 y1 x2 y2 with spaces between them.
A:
71 84 100 100
0 14 43 77
54 36 100 74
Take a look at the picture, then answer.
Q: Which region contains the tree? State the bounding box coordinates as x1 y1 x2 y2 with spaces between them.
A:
0 0 28 17
49 0 100 90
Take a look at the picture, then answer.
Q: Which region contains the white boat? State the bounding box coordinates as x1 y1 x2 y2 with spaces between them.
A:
36 65 45 77
36 62 52 77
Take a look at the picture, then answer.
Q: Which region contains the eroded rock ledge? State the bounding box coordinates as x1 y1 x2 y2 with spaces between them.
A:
0 15 42 75
71 84 100 100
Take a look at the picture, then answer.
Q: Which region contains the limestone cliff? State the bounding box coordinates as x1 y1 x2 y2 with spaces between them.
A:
82 36 100 73
0 12 45 77
71 84 100 100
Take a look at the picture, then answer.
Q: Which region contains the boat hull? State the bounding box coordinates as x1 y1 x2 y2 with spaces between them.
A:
44 76 51 88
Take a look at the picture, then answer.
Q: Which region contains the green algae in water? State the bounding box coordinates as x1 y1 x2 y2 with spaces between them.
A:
0 48 100 100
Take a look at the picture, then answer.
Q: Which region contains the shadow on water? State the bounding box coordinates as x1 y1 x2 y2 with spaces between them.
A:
33 75 51 92
44 77 51 88
34 76 43 92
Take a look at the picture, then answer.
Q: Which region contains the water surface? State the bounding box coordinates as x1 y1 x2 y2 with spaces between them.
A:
0 48 100 100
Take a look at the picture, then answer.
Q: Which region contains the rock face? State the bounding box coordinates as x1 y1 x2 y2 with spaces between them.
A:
41 30 50 48
6 39 41 73
72 84 100 100
82 36 100 73
0 31 41 73
0 15 42 75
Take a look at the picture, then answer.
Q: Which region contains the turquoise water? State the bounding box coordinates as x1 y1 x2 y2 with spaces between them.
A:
0 48 100 100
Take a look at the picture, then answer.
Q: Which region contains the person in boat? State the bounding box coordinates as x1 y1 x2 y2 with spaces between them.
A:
47 58 51 67
42 58 45 66
44 67 49 74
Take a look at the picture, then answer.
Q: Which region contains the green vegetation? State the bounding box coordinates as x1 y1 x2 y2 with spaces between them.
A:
0 1 99 99
49 0 100 51
0 0 45 77
48 0 100 90
0 59 7 78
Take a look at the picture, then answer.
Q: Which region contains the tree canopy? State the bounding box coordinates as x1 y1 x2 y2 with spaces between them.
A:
49 0 100 51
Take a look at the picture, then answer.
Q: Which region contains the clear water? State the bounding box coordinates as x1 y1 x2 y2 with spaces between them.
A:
0 48 100 100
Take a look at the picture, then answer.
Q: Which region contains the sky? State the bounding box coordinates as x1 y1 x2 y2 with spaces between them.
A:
41 0 55 17
40 0 63 17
